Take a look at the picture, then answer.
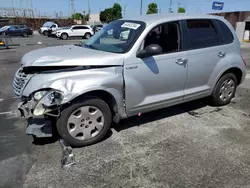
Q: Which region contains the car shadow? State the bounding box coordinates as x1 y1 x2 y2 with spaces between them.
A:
32 99 208 146
113 98 208 132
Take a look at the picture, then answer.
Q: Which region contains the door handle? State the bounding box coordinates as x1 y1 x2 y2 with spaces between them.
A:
218 52 225 58
176 58 188 65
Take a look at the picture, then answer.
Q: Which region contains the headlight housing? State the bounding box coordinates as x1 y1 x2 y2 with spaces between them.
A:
33 90 63 116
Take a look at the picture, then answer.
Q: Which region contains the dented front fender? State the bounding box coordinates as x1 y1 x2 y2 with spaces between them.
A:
22 66 125 117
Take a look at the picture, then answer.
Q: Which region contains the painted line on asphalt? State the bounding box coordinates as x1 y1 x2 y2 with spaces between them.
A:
0 96 19 102
0 111 15 115
246 74 250 79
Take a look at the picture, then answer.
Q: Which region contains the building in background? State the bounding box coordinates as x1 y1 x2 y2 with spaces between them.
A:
212 11 250 42
87 14 100 25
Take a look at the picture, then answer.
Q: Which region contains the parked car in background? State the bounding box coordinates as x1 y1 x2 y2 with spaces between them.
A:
0 25 33 37
56 25 94 39
91 24 106 33
39 22 59 36
50 26 69 37
13 14 246 147
120 29 130 40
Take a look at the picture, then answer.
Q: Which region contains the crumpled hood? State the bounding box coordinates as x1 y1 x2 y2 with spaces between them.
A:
21 45 124 67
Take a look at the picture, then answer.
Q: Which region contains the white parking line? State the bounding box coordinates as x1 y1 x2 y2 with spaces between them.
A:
0 96 19 102
246 74 250 79
0 111 15 115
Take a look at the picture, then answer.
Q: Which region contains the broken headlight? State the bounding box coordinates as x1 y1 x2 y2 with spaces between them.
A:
33 90 63 116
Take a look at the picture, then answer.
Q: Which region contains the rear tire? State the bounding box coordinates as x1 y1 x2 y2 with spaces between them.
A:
84 32 91 39
43 30 49 36
210 73 237 106
57 98 112 147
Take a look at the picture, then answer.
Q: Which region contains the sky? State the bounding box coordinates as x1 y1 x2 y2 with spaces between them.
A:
1 0 250 17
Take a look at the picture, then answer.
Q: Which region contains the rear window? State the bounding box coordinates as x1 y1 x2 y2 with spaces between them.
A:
215 20 234 44
187 19 220 49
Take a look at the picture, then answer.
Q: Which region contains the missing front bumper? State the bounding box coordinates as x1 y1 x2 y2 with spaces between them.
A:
18 102 53 137
26 118 52 138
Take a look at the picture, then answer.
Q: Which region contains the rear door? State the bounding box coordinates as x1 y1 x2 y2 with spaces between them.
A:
183 19 231 101
77 26 90 36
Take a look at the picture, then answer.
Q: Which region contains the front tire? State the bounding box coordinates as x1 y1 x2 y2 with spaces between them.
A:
210 73 237 106
57 99 112 147
61 33 68 40
23 32 28 37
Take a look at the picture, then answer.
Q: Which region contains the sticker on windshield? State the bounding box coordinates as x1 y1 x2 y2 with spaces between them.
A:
121 22 141 30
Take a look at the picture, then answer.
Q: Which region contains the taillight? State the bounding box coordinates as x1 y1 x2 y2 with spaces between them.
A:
242 56 247 66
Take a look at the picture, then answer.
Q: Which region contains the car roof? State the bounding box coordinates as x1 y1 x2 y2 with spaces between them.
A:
122 13 224 26
71 25 90 27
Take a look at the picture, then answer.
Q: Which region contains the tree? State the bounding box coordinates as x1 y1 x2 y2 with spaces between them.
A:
100 8 113 23
112 3 122 20
147 3 158 14
99 3 122 23
71 13 83 20
178 7 186 13
99 10 107 22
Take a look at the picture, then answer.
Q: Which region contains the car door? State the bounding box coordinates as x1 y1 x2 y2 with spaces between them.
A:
7 26 16 36
124 21 188 116
71 26 80 36
51 24 57 31
183 19 232 101
77 26 89 36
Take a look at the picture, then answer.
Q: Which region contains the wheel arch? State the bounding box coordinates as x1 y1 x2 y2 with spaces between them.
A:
62 89 122 120
61 32 68 37
219 67 243 85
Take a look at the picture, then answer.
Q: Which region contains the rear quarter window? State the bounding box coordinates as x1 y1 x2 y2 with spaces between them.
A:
186 19 220 49
214 20 234 44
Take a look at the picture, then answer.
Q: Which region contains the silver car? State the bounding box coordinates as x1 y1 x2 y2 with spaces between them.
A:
13 14 246 147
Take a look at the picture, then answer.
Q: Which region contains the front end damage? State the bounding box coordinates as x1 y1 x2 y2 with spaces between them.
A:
18 90 63 137
13 64 125 138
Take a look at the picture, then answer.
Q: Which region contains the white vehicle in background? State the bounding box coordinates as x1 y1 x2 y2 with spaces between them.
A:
56 25 94 40
39 22 59 36
120 29 130 40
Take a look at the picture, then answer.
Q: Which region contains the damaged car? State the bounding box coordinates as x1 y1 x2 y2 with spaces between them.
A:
13 14 246 147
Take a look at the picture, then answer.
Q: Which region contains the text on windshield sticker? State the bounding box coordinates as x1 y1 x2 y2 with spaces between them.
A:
121 22 141 30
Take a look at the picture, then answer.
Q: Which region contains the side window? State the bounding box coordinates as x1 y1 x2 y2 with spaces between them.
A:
72 26 80 30
186 19 220 49
144 21 181 54
14 26 19 29
78 26 89 30
9 26 15 30
215 20 234 44
51 24 56 28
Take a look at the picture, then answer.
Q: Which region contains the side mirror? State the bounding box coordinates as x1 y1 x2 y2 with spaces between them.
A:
136 44 162 58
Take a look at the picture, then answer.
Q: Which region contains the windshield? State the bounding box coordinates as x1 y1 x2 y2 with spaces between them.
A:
42 22 56 27
84 20 145 53
0 26 10 31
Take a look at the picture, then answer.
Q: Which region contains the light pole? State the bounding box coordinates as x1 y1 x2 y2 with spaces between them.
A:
140 0 143 15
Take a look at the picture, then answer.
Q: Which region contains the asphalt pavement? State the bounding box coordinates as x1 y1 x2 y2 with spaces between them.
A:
1 36 250 188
